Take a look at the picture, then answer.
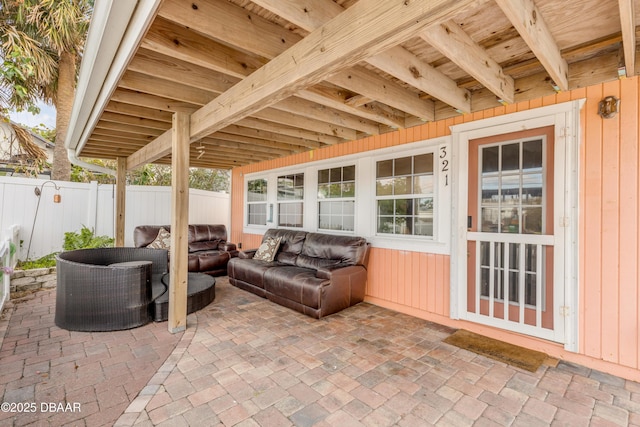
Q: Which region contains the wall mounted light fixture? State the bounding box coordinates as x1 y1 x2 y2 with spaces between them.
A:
598 96 620 119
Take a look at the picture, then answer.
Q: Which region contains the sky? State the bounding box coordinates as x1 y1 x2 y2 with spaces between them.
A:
8 102 56 129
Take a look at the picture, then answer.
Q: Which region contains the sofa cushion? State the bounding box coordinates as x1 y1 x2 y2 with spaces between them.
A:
189 240 221 252
147 227 171 250
227 258 277 289
263 266 329 309
295 254 341 271
197 251 229 272
301 233 368 266
254 236 282 262
189 224 227 243
262 229 307 265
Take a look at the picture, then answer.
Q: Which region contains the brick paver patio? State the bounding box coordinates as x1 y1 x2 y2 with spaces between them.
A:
1 277 639 426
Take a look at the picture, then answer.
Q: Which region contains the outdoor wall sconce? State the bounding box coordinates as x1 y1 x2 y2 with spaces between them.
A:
598 96 620 119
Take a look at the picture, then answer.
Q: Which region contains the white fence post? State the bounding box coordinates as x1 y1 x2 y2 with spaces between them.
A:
0 224 19 312
87 181 99 232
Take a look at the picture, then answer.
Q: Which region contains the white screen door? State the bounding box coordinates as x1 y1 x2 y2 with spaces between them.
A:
466 126 560 341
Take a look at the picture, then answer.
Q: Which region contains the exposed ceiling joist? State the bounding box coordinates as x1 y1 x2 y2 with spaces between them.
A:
253 0 471 114
118 70 216 106
366 46 472 113
128 48 238 94
111 89 198 113
100 111 170 131
104 101 173 122
250 0 344 33
618 0 636 76
69 0 632 171
494 0 569 91
298 87 405 129
221 124 322 149
420 21 515 104
157 0 300 60
236 117 343 146
273 96 381 135
327 67 435 121
141 17 265 79
128 0 478 169
156 0 424 128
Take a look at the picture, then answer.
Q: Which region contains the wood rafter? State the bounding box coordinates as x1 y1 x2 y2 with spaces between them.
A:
420 21 515 104
618 0 636 76
141 17 265 79
221 124 322 149
236 117 342 145
273 96 381 135
298 87 405 129
253 0 471 113
129 0 479 168
72 0 631 172
494 0 569 90
327 67 435 121
157 0 434 124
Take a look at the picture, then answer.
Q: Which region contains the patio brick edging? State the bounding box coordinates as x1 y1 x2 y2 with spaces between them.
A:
113 313 199 427
9 267 56 293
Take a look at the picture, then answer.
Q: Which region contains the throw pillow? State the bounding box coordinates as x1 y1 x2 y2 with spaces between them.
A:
147 227 171 250
253 236 282 262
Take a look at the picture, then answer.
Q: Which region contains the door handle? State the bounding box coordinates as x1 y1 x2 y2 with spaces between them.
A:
467 215 472 229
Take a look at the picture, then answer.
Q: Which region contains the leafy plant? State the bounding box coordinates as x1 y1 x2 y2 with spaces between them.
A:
63 226 114 251
16 253 56 270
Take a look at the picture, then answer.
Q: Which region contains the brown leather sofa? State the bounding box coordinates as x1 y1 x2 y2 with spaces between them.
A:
227 229 370 318
134 224 237 276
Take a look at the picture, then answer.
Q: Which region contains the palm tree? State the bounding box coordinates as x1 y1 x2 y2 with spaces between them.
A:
1 0 91 181
0 0 56 115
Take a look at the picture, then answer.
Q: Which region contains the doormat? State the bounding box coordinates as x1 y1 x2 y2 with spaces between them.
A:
443 329 550 372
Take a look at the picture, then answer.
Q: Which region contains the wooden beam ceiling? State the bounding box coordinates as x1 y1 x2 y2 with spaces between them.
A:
129 0 480 169
72 0 635 170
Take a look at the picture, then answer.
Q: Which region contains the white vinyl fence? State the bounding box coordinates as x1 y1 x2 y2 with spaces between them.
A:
0 176 230 261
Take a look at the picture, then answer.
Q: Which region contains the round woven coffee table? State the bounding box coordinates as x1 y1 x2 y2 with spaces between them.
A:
153 272 216 322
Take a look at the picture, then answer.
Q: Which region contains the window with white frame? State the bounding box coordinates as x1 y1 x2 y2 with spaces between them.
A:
317 165 355 232
247 178 268 225
277 173 304 227
243 136 451 253
375 153 434 237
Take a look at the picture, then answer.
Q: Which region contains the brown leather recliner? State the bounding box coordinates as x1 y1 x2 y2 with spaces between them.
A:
227 229 370 318
134 224 237 276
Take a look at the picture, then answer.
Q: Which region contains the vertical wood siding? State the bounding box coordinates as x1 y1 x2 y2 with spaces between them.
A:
230 77 640 377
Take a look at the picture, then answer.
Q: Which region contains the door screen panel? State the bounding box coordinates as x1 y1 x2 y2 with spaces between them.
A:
467 127 555 336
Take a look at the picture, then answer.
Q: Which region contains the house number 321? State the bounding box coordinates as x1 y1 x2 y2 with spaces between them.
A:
440 146 449 186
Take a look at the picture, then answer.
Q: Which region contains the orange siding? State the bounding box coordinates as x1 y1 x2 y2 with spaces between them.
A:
230 77 640 380
618 77 639 369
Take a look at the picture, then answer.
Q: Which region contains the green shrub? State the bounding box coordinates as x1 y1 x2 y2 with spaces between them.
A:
15 226 115 270
63 226 114 251
16 253 57 270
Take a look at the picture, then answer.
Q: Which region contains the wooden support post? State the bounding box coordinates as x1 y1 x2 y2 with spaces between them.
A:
115 157 127 247
168 112 190 333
